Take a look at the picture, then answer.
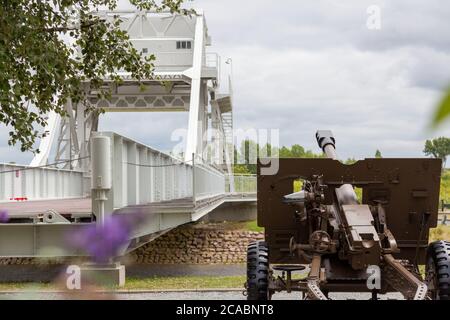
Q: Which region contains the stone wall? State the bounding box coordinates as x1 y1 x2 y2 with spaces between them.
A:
128 222 264 264
0 222 264 265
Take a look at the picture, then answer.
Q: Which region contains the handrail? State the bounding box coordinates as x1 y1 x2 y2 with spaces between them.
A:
0 163 86 201
90 132 226 219
226 174 257 193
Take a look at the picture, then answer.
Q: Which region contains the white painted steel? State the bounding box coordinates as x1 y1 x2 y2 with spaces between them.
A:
30 111 61 167
0 163 85 201
0 11 251 260
194 161 225 201
185 10 206 161
3 10 237 210
91 136 112 189
38 10 234 182
91 132 226 216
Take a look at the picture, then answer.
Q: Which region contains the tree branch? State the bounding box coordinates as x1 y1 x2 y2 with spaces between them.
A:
42 20 101 33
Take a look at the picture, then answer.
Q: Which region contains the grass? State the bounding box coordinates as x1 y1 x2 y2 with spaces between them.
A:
0 282 54 291
293 179 302 192
195 220 264 232
0 275 247 292
430 224 450 242
245 220 264 232
440 169 450 203
124 275 245 290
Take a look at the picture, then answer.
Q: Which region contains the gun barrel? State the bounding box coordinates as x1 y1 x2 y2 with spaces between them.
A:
323 144 338 160
316 130 338 159
316 130 358 205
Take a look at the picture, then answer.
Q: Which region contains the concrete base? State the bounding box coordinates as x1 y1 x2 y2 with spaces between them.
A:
203 202 257 222
81 263 125 287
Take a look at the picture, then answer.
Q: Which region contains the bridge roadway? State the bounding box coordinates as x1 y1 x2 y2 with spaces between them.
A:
1 198 92 218
0 193 256 258
1 193 256 218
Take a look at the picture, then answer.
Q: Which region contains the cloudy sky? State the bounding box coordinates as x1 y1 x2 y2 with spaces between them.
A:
2 0 450 163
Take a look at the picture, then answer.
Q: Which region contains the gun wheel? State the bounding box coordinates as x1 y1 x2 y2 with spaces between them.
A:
246 241 271 300
426 240 450 300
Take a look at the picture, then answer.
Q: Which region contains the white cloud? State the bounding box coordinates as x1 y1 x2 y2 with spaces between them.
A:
193 0 450 160
1 0 450 164
228 43 448 158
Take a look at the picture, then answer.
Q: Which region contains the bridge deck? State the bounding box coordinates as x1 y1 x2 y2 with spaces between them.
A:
0 194 256 257
0 197 201 218
0 198 91 217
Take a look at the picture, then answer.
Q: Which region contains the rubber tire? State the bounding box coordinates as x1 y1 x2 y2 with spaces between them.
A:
246 241 270 300
426 240 450 300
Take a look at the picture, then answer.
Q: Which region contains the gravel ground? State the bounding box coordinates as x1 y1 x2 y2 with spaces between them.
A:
0 290 404 300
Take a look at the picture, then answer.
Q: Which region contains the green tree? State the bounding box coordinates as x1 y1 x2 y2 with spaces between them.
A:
375 149 382 158
233 164 251 175
259 143 279 159
0 0 188 152
290 144 305 157
233 141 326 174
279 146 292 158
239 139 259 174
278 144 323 158
423 137 450 168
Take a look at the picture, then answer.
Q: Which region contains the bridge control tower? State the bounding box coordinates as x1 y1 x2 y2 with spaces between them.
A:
31 10 234 179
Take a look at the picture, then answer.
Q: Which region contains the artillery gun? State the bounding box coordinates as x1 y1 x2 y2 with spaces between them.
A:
246 130 450 300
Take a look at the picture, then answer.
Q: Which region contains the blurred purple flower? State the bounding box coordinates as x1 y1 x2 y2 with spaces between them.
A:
0 210 9 223
67 212 144 263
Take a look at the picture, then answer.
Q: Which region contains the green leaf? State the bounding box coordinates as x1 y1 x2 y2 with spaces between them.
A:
432 88 450 127
0 1 186 153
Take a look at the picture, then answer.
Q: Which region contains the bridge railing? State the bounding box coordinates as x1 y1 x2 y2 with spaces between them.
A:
0 163 86 201
91 132 226 216
194 161 225 201
226 174 257 193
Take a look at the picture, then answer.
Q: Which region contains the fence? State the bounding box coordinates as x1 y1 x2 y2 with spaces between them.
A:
194 161 226 201
91 132 227 215
226 174 257 193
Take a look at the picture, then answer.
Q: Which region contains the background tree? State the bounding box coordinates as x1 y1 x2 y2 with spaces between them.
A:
345 158 357 165
0 0 188 152
290 144 306 157
375 149 382 158
238 139 259 174
423 137 450 168
233 140 324 174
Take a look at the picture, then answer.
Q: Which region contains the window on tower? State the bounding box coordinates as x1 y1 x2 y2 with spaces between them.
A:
176 41 192 50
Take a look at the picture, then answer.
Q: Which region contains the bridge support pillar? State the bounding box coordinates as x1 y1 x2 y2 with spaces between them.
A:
80 262 125 287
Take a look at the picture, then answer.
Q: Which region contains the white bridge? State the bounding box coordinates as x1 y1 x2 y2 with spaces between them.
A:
0 10 256 262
